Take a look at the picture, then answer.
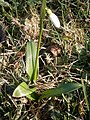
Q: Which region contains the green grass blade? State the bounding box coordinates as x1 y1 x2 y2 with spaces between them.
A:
40 82 82 99
12 82 36 98
26 41 39 82
81 78 90 111
0 0 10 7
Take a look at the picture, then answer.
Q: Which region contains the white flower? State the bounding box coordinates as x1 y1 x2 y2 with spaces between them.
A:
46 8 60 28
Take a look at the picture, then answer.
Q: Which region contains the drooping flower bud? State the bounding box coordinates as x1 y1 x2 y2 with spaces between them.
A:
46 8 60 28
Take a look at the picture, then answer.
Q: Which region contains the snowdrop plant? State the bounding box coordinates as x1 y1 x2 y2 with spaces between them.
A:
46 8 60 28
13 1 82 102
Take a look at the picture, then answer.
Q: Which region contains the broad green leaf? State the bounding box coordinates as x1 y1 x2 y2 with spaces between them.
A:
40 82 82 99
26 92 40 101
26 41 39 82
0 0 9 7
26 94 35 100
13 82 36 97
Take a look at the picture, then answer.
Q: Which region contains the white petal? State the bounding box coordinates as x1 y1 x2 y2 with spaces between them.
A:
49 13 60 28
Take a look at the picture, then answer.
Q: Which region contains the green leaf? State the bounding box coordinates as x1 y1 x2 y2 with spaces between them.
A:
0 0 9 7
13 82 36 97
40 82 82 99
26 92 40 101
26 41 39 82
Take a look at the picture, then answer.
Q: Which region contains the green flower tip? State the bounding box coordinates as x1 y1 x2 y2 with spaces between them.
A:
46 8 52 15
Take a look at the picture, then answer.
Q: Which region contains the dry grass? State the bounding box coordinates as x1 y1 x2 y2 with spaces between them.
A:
0 0 90 120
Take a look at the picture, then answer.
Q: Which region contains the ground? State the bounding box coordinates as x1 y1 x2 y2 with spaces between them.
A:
0 0 90 120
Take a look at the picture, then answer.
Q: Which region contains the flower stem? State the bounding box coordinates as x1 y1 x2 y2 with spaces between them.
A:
33 0 46 82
